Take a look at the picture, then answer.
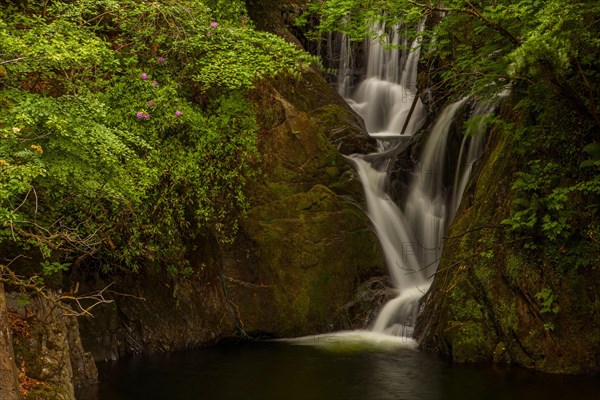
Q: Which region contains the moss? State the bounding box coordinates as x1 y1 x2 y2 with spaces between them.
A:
250 78 364 203
496 299 519 333
493 341 508 363
25 385 69 400
472 259 495 287
505 252 526 281
309 104 376 154
446 321 495 363
236 184 384 336
237 71 384 336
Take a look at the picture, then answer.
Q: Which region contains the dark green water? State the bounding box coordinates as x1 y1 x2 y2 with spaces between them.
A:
78 336 599 400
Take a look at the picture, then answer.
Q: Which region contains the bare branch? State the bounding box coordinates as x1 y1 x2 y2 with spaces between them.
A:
0 263 115 318
0 57 26 65
224 275 271 289
444 224 504 240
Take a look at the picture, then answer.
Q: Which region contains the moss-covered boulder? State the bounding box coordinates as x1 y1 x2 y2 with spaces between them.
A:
221 70 384 337
225 184 382 336
415 125 600 374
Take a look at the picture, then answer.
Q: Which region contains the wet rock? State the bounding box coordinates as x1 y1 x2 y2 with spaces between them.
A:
415 127 600 374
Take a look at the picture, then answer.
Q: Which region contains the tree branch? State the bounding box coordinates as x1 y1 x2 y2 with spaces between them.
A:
404 0 521 46
573 52 600 129
0 57 26 65
0 263 114 318
444 224 504 240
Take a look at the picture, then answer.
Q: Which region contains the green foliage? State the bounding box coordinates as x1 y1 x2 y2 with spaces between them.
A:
535 288 560 315
535 287 559 332
41 260 70 276
178 28 314 91
300 0 423 42
501 160 575 242
0 0 314 277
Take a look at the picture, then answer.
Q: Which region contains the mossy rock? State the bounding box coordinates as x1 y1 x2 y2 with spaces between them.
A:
227 184 384 337
223 66 386 338
416 117 600 374
445 320 496 363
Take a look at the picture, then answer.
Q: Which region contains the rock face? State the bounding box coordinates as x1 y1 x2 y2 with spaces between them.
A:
226 73 383 336
415 126 600 374
78 68 384 358
225 71 384 338
78 268 233 360
6 292 97 400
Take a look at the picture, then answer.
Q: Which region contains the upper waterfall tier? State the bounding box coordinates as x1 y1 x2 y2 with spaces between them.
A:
338 21 426 137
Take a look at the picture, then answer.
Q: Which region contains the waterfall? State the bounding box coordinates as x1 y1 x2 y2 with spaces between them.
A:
337 33 353 98
341 24 485 337
448 103 493 218
344 21 426 137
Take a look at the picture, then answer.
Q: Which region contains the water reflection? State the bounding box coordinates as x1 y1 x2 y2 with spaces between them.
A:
79 339 600 400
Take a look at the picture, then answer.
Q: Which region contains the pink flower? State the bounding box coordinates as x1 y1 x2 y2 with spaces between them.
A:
175 110 182 117
157 56 166 64
210 21 218 28
141 72 148 80
147 101 156 107
152 80 158 86
143 112 150 119
136 111 144 119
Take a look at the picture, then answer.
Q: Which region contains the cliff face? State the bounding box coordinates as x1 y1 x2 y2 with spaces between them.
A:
78 68 383 359
415 120 600 374
224 72 383 337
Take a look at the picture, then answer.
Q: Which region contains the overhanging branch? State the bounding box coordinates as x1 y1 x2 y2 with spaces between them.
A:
404 0 521 46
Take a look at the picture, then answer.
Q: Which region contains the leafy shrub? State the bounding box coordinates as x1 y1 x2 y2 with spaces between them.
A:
0 0 315 275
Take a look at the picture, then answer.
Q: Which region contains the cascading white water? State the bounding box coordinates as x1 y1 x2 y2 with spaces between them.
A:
449 103 493 218
352 100 466 336
342 21 426 137
342 24 485 337
337 33 353 98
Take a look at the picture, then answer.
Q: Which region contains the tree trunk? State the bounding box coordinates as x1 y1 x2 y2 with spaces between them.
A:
0 283 20 400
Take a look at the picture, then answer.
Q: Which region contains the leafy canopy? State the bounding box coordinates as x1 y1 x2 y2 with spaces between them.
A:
0 0 315 277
